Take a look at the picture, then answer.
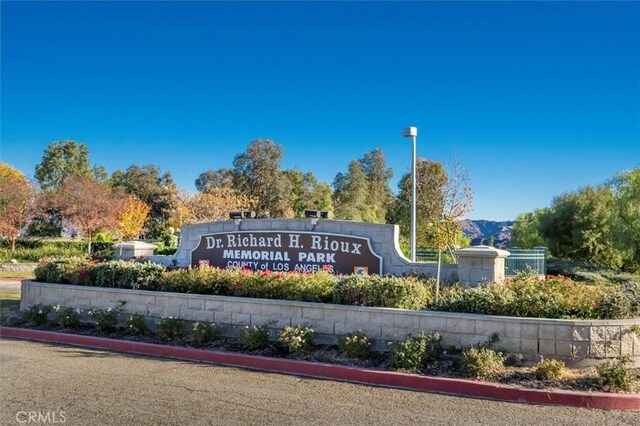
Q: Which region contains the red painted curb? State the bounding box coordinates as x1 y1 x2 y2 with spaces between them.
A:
1 326 639 410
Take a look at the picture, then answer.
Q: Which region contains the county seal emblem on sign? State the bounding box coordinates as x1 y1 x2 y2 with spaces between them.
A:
353 266 369 275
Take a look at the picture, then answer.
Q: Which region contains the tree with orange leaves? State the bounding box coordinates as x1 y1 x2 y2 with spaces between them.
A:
114 193 150 240
0 163 36 251
182 187 255 225
47 176 118 255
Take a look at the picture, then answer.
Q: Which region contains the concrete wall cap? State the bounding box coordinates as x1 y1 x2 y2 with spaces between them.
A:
454 245 510 258
112 241 158 250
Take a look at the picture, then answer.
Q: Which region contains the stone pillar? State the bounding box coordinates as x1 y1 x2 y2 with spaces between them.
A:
113 241 158 260
454 245 510 285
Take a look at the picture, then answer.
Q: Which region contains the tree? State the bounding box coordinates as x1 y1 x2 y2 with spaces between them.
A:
282 169 334 217
611 167 640 271
0 163 36 250
47 177 118 254
539 185 621 268
514 166 640 272
333 149 393 223
511 210 546 248
113 193 150 240
110 165 179 237
394 159 448 248
333 160 370 221
195 168 234 192
360 149 394 223
232 139 292 217
183 187 256 224
35 140 106 190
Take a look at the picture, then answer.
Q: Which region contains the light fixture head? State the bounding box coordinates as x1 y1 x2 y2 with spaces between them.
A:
230 210 256 220
304 209 321 218
403 126 417 137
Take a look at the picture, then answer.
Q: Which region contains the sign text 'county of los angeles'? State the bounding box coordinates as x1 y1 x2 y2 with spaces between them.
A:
190 231 382 275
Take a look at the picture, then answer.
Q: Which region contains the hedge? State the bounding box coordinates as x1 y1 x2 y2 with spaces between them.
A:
1 238 113 262
32 258 640 319
34 258 427 308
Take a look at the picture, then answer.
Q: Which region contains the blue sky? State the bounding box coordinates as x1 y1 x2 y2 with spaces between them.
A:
1 1 639 221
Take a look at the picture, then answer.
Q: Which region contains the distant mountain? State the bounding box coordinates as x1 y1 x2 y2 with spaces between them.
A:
460 219 514 248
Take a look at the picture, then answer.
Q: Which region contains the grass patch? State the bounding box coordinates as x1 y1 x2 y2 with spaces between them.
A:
0 291 21 323
0 271 35 279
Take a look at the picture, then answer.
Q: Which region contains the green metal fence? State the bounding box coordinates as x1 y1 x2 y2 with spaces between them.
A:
505 247 547 276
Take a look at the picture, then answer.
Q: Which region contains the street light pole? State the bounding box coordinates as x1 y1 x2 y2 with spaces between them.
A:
403 126 418 262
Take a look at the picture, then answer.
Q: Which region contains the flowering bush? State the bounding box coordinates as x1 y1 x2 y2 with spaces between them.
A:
156 316 185 340
237 321 274 350
279 325 314 355
33 258 640 319
391 332 442 372
339 330 372 359
53 305 80 329
24 304 51 326
125 314 147 335
88 301 125 332
189 322 218 347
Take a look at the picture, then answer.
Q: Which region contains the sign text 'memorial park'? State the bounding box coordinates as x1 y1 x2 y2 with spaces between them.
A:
191 231 383 275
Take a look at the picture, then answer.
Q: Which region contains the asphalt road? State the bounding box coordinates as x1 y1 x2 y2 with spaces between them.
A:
1 339 638 426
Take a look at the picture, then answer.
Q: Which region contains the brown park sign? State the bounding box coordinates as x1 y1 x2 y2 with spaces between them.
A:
191 231 383 275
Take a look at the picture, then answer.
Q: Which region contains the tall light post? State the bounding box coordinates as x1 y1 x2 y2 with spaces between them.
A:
403 126 418 262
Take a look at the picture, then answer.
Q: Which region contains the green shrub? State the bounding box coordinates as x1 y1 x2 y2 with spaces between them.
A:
0 238 114 262
88 301 125 332
463 346 506 379
596 357 637 392
597 282 640 319
237 321 274 350
339 330 373 359
391 332 442 372
92 260 165 290
159 266 231 295
189 322 218 347
124 314 147 335
228 269 335 303
433 275 614 319
156 316 185 340
534 358 566 380
333 275 431 310
279 325 314 355
34 257 93 285
24 304 51 326
53 305 80 329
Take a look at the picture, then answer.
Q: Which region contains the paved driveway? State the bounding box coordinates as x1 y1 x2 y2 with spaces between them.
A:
0 339 638 425
0 279 22 293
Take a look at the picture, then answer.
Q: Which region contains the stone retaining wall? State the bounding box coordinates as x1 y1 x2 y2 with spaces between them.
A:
21 280 640 365
0 263 38 272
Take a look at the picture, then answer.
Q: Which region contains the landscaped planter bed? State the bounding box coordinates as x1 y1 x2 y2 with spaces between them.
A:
2 320 637 396
21 280 640 365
